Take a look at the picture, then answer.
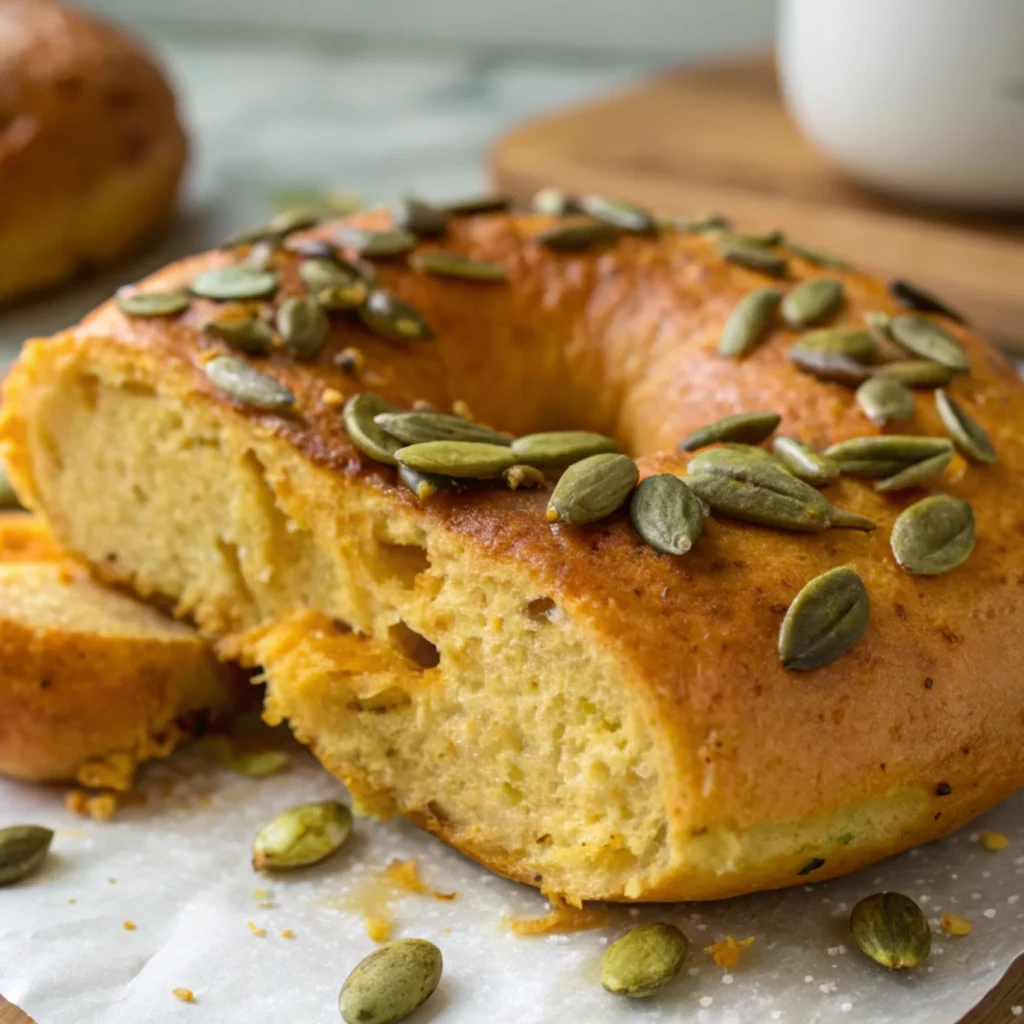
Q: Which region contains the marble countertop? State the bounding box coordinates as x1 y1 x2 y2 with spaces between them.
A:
0 25 653 364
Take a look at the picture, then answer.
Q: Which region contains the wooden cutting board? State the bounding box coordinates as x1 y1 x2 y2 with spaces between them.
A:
489 53 1024 354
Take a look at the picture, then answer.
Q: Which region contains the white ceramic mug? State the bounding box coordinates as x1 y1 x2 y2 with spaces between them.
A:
777 0 1024 209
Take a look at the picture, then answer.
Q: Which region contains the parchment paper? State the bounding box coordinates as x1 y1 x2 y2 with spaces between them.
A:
1 737 1022 1024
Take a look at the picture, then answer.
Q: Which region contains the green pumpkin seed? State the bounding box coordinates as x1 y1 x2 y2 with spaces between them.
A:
781 278 844 328
935 389 996 463
359 291 435 342
874 449 954 493
778 566 869 670
439 194 511 216
890 494 975 574
241 239 277 271
316 280 370 311
851 892 932 970
203 356 294 411
510 431 618 468
410 251 507 282
344 392 401 465
291 238 338 260
889 315 970 372
836 459 913 479
824 435 952 465
828 506 877 531
504 464 546 490
600 923 688 999
629 475 704 555
191 266 279 301
391 196 448 238
888 279 966 325
579 194 656 233
230 749 290 777
276 296 329 360
221 209 319 249
718 288 782 357
532 187 579 215
663 213 731 233
873 360 956 388
855 377 916 426
722 244 788 277
546 453 639 525
299 257 354 293
252 801 352 871
720 443 790 470
115 290 191 317
771 436 840 485
396 441 517 479
0 462 23 510
398 465 466 500
689 444 783 475
537 220 618 252
717 229 784 249
0 825 53 885
794 327 878 363
336 227 416 259
374 411 510 446
678 411 781 451
339 938 443 1024
202 314 275 355
787 242 851 270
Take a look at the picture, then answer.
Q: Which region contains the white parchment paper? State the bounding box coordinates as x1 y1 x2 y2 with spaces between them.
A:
1 740 1022 1024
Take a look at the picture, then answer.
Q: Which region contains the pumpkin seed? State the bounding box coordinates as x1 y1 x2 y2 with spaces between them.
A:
600 923 688 999
851 892 932 969
374 411 511 446
890 494 975 574
888 279 966 325
115 290 191 317
191 265 279 301
779 566 869 670
317 280 370 311
339 938 443 1024
391 196 448 238
717 229 783 249
771 436 840 485
720 443 790 470
0 825 53 885
344 392 401 465
396 441 517 479
276 296 329 360
230 749 290 777
0 462 23 510
828 507 877 531
546 453 639 525
398 464 465 500
824 435 952 465
889 315 970 372
874 449 954 493
873 360 956 388
203 356 294 411
722 244 788 277
510 430 618 468
629 475 704 555
689 444 783 475
532 187 579 215
203 314 275 355
718 288 782 357
298 257 354 293
337 228 415 260
290 238 338 260
855 377 916 426
579 194 656 233
787 242 851 270
663 213 731 233
678 411 781 451
836 459 912 479
241 239 277 271
359 291 435 342
794 327 878 362
790 349 874 386
504 464 546 490
221 209 318 249
935 389 996 463
537 220 618 252
782 278 844 328
439 194 511 216
410 251 507 282
252 801 351 872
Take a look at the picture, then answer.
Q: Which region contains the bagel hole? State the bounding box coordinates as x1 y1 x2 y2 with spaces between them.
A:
388 621 440 669
369 539 430 590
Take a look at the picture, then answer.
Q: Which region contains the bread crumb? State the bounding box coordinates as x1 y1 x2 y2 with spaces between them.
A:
86 794 118 822
172 988 195 1003
280 928 296 940
941 913 973 936
434 891 459 902
64 789 89 815
247 921 266 938
123 921 136 931
452 399 474 421
253 888 269 900
705 936 755 969
507 893 610 937
366 916 393 943
321 387 344 408
383 859 429 895
979 830 1009 851
257 900 274 909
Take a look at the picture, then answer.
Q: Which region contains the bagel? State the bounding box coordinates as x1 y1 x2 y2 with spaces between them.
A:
2 199 1022 902
0 0 187 303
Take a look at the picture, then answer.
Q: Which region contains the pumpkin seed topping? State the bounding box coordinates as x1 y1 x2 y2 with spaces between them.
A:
874 360 956 388
533 187 579 216
220 209 319 249
828 507 877 531
579 194 656 233
298 257 354 293
679 411 781 451
546 453 639 525
855 377 916 426
781 278 844 328
794 327 878 362
203 356 294 411
771 436 840 485
241 240 278 272
721 244 788 277
317 280 370 311
439 194 511 216
717 229 784 249
336 227 416 260
115 290 191 317
510 431 618 468
339 938 443 1024
396 441 517 479
874 449 954 493
374 411 511 446
792 349 872 385
391 196 448 238
890 494 975 574
252 801 352 871
290 238 337 260
0 824 53 885
202 314 275 355
935 389 996 463
889 315 970 372
398 464 465 500
664 213 731 233
359 291 435 342
888 279 966 325
718 288 782 357
689 445 784 476
276 296 329 360
343 392 402 465
537 220 618 252
504 464 546 490
851 892 932 969
629 475 704 555
191 266 279 301
779 566 869 670
600 923 688 999
410 251 507 282
824 435 952 465
787 242 851 270
835 458 912 479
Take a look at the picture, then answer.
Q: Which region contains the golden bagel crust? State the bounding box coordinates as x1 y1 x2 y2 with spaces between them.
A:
0 0 187 302
2 210 1023 900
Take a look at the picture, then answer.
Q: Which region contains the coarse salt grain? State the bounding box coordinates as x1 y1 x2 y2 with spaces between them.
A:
983 909 997 919
722 974 733 985
1010 1005 1022 1017
699 996 713 1008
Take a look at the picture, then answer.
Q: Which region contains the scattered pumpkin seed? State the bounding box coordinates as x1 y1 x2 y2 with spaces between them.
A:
221 209 318 249
396 441 517 479
241 240 277 272
935 389 996 463
629 475 704 555
0 463 23 510
339 938 443 1024
824 435 952 465
344 393 402 465
851 892 931 969
391 197 448 238
779 566 869 670
298 257 354 293
252 801 352 871
374 410 510 446
855 377 916 426
439 194 511 216
336 227 417 260
397 465 465 500
230 749 290 777
533 187 579 215
786 242 851 270
663 213 731 233
203 356 294 411
546 453 639 525
794 327 878 362
689 445 783 475
835 458 911 479
890 494 975 575
579 194 656 233
781 278 844 328
203 314 275 355
719 443 790 470
537 220 618 252
317 280 370 311
410 251 507 282
889 315 970 372
718 288 782 357
359 291 435 342
721 244 788 277
874 449 954 493
873 360 956 388
771 436 840 485
276 296 329 360
504 464 546 490
678 411 781 451
115 290 191 317
717 229 784 249
0 825 53 885
510 430 618 468
191 266 279 301
828 506 877 531
789 349 873 386
888 279 966 324
290 238 338 260
600 923 688 999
